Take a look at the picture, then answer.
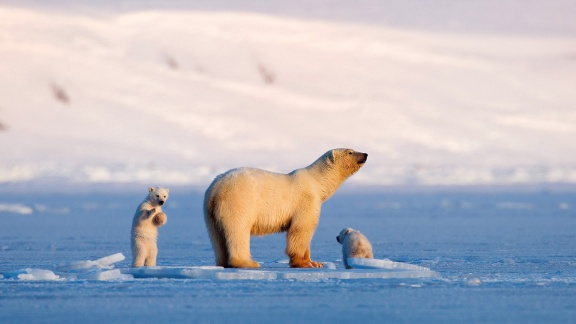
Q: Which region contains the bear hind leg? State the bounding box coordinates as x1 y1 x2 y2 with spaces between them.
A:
132 245 147 268
225 229 259 268
144 246 158 266
205 213 230 267
228 256 260 268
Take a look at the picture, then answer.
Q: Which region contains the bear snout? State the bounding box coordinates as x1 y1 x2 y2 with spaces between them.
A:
158 201 165 206
357 153 368 164
336 236 340 243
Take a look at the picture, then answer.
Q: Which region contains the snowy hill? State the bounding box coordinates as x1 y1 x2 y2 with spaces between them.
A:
1 4 575 186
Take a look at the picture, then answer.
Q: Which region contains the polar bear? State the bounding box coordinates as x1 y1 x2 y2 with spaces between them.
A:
204 148 368 268
131 187 169 267
336 227 374 269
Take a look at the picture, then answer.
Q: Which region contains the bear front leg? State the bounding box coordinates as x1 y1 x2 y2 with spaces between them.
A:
303 248 324 268
153 212 167 227
140 207 155 221
225 227 260 268
286 225 323 268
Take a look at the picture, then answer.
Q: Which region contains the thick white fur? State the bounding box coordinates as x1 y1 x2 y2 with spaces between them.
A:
336 227 374 269
204 148 368 268
131 187 169 267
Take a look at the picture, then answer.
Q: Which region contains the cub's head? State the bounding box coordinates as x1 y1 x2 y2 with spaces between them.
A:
148 187 170 206
336 227 355 244
327 148 368 176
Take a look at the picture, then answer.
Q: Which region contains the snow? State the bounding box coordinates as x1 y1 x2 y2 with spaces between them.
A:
1 189 575 322
3 253 132 281
0 203 34 215
54 252 125 271
1 0 576 322
0 1 575 186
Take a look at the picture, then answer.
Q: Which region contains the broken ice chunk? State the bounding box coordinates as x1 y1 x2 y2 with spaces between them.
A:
347 258 440 277
16 269 61 281
93 253 125 268
323 262 336 269
347 258 430 271
54 253 125 272
79 269 133 280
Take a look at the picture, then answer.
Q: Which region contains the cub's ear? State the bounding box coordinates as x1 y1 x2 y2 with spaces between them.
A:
166 188 170 193
149 187 154 193
345 228 352 235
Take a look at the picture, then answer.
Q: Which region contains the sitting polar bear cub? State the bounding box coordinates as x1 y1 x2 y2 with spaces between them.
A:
336 227 374 269
131 187 169 267
204 148 368 268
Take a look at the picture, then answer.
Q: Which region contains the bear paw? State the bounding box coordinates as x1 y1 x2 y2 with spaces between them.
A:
290 256 324 268
153 212 167 227
228 257 260 268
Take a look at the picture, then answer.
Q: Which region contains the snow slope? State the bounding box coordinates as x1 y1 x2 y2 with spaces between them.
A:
1 4 575 186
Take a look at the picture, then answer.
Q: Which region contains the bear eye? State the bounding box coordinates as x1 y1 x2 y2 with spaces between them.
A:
156 195 160 198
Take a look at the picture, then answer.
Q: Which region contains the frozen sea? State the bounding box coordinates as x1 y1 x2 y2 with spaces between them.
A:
1 185 575 323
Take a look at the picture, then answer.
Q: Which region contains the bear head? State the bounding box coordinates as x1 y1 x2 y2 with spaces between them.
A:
336 227 354 243
148 187 170 206
327 148 368 177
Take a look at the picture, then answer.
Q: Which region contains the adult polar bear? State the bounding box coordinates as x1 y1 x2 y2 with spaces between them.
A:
204 148 368 268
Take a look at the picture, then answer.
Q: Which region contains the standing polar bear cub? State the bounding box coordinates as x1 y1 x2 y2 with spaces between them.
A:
131 187 169 267
204 148 368 268
336 228 374 269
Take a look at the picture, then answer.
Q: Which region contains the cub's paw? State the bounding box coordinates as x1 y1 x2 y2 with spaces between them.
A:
153 212 167 226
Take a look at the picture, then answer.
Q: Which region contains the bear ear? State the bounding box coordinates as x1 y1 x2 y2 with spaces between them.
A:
148 187 154 193
166 188 170 193
327 150 336 164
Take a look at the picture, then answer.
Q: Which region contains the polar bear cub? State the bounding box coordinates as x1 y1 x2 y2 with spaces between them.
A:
131 187 169 267
336 228 374 269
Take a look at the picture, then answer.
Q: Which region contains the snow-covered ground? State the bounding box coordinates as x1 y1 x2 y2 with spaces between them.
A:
1 1 576 186
1 2 576 322
1 189 575 322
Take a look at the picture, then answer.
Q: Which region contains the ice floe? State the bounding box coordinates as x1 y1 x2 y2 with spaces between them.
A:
118 256 440 280
121 263 438 280
1 253 439 281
